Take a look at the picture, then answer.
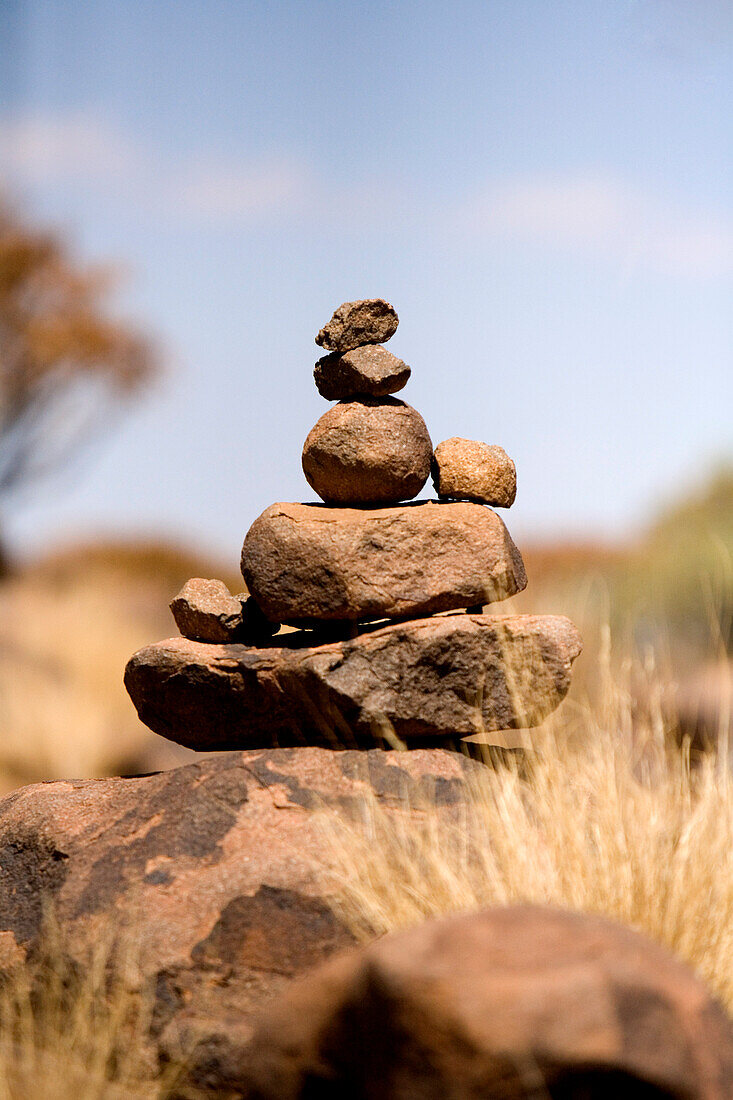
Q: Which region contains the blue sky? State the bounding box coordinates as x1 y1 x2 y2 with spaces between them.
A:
1 0 731 561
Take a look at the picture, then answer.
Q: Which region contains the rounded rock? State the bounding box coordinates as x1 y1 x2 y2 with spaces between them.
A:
432 437 517 507
314 345 410 400
302 397 432 506
316 298 398 353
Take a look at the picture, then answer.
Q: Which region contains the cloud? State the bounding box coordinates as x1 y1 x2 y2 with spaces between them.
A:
1 111 730 279
171 157 314 224
456 172 733 278
0 111 144 184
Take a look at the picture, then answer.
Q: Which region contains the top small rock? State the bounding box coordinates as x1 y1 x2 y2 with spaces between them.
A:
316 298 398 353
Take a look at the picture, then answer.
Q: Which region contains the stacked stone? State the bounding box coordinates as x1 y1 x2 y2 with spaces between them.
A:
125 299 582 753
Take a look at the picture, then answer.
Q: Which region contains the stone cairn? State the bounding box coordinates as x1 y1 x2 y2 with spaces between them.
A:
125 299 582 753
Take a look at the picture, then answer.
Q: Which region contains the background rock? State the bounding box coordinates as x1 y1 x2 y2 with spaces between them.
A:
432 437 517 507
316 298 398 353
0 747 476 1091
314 345 410 400
302 398 432 505
241 905 733 1100
125 613 582 750
241 500 527 624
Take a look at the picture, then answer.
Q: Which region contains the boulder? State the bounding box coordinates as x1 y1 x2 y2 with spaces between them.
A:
301 398 432 506
241 906 733 1100
314 345 410 400
124 613 582 751
432 436 517 507
241 500 527 625
0 747 476 1090
316 298 398 353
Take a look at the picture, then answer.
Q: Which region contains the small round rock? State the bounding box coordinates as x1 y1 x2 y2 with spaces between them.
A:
432 437 517 507
314 345 410 401
302 397 432 506
316 298 398 354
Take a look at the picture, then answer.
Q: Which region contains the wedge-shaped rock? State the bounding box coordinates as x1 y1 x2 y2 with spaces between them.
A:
316 298 398 353
124 613 582 751
241 501 527 625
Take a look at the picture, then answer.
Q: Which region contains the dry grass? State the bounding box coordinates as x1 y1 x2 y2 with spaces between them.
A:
317 630 733 1013
0 920 188 1100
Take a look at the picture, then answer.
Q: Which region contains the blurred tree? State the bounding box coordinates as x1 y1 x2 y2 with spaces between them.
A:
0 204 157 570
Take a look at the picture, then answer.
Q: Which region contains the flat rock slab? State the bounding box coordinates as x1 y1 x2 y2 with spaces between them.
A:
0 747 476 1094
124 613 582 751
241 500 527 625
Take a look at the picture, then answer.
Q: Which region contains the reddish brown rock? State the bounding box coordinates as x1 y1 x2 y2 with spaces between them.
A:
432 436 517 507
314 345 410 400
170 577 245 642
170 579 279 643
316 298 398 353
124 613 582 751
241 500 527 624
241 906 733 1100
0 747 476 1091
302 398 432 506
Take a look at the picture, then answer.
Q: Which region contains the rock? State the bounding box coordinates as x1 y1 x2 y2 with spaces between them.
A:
124 613 582 750
432 437 517 507
314 345 410 400
241 501 527 624
0 747 477 1090
302 398 432 506
316 299 398 353
240 906 733 1100
170 579 278 643
170 577 245 642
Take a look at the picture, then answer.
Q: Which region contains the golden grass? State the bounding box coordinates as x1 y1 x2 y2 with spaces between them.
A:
317 631 733 1014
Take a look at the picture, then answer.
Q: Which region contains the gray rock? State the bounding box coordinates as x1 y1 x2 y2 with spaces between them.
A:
124 613 582 750
301 398 432 505
314 345 410 400
432 437 517 507
240 500 527 625
316 299 398 353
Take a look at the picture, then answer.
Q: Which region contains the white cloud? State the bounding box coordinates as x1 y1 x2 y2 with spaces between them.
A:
171 157 313 224
0 111 144 184
456 172 733 278
1 111 730 280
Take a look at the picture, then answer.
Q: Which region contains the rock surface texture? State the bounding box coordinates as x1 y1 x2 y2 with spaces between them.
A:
241 906 733 1100
314 344 410 400
432 436 517 507
301 398 432 505
125 613 582 750
0 747 477 1093
241 501 527 625
316 298 398 353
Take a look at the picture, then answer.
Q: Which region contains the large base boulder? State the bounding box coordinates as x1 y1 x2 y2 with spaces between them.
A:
241 906 733 1100
0 747 476 1088
124 613 582 752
